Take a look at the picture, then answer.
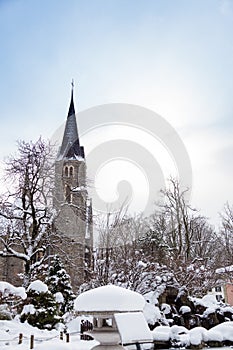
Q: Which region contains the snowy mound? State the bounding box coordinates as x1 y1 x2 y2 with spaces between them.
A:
75 285 145 312
0 281 27 300
27 280 48 293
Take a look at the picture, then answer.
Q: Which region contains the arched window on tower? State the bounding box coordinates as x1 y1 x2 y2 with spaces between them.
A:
69 166 74 177
64 166 68 177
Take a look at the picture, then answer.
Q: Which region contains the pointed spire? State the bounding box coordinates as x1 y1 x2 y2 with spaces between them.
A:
68 80 75 117
58 81 85 160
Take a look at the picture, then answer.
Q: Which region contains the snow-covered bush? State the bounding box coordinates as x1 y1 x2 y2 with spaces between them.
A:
0 304 12 320
20 280 61 329
45 255 76 314
152 322 233 348
0 281 27 317
143 292 169 328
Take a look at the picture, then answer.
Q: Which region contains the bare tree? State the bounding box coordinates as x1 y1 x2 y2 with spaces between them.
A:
137 212 168 264
148 178 219 295
219 202 233 266
82 178 225 297
0 138 56 287
95 206 135 285
213 203 233 284
159 177 195 262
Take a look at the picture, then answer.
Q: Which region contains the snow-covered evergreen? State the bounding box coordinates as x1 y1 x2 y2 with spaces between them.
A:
20 280 61 329
45 255 76 313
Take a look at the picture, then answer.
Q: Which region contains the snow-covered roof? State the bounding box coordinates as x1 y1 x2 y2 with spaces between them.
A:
114 312 153 344
74 285 145 313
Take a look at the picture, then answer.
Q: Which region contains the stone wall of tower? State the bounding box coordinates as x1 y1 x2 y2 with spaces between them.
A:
53 158 88 291
85 200 94 271
54 159 87 206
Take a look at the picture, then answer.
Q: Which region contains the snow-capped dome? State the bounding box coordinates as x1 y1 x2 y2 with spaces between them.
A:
74 285 145 313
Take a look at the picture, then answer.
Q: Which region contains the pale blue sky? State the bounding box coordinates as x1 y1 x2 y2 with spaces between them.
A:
0 0 232 224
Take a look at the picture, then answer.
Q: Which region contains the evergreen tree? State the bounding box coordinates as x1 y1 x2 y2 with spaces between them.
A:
45 255 76 313
20 280 60 329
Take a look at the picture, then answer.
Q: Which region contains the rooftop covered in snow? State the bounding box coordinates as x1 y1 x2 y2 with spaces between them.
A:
74 285 145 314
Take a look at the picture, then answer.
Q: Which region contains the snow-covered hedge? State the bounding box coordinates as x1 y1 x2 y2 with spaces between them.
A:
0 281 27 319
152 322 233 347
0 281 27 300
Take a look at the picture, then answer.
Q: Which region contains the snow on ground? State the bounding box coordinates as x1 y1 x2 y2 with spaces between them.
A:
0 317 233 350
74 285 145 312
0 318 98 350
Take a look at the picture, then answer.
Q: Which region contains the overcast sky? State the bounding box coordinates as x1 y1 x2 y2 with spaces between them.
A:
0 0 232 226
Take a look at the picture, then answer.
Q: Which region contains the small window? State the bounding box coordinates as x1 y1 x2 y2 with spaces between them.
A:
64 166 68 177
215 286 221 292
69 166 73 177
216 295 222 302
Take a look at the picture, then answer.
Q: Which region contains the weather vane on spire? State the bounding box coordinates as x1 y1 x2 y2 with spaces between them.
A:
71 79 74 91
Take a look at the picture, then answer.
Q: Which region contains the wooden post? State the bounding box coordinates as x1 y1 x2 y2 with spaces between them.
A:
18 333 23 344
60 331 63 340
30 335 34 349
66 333 70 343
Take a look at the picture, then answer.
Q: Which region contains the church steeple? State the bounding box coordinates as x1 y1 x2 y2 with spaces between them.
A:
68 80 75 117
58 82 84 159
54 82 93 290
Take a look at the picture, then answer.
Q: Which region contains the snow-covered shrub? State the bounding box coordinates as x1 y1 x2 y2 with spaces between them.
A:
0 281 27 316
0 282 27 300
209 321 233 342
152 325 170 342
221 305 233 321
144 302 167 328
20 280 61 329
45 255 76 314
170 325 190 347
143 292 170 328
179 305 191 315
189 327 208 346
0 304 12 320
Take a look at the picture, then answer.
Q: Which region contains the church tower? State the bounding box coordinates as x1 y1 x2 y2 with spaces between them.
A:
54 84 93 290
